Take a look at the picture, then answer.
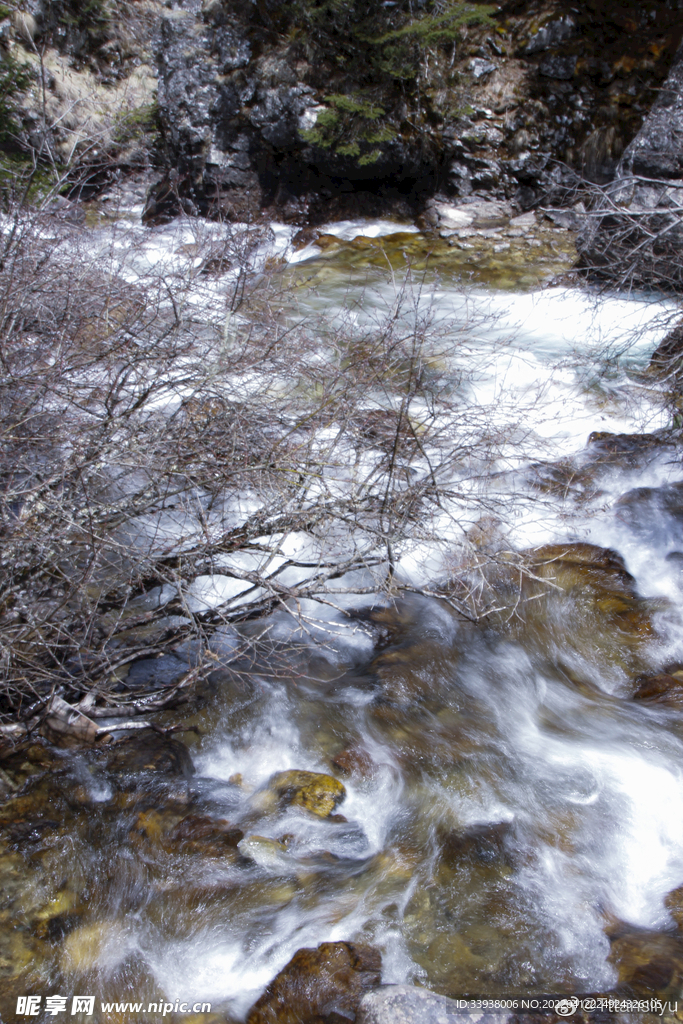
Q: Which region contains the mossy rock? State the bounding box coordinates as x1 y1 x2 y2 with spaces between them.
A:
266 770 346 818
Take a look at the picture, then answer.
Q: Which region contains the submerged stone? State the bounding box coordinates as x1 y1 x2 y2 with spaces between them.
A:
264 770 346 818
61 921 128 974
439 821 514 869
358 985 497 1024
237 835 295 874
331 747 375 778
99 730 194 780
165 814 244 856
615 482 683 538
633 671 683 705
521 543 654 641
607 921 683 998
246 941 382 1024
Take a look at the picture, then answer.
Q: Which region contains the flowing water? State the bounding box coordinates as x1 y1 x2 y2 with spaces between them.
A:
3 213 683 1021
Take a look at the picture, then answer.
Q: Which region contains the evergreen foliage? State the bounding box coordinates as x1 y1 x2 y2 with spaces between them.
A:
44 0 113 51
289 0 496 164
301 94 396 165
372 1 496 47
0 49 33 143
283 0 495 76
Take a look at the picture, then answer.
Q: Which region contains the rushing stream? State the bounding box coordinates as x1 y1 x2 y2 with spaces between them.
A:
4 212 683 1022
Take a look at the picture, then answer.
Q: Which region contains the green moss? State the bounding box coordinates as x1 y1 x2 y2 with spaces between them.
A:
112 102 159 145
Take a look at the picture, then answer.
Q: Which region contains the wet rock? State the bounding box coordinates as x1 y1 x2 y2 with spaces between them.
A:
511 543 654 659
615 482 683 539
366 612 465 705
369 644 451 705
587 431 668 459
0 742 58 805
607 922 683 998
650 320 683 371
523 458 596 500
666 885 683 928
331 748 375 778
527 543 638 598
246 941 382 1024
358 985 494 1024
439 821 514 868
237 835 295 874
263 770 346 818
127 807 245 861
632 671 683 706
61 921 129 974
165 814 244 857
122 652 191 691
98 729 194 781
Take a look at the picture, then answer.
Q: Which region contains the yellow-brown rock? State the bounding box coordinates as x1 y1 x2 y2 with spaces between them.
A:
266 770 346 818
61 921 127 974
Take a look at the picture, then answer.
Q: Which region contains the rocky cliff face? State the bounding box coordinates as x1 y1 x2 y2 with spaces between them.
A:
577 34 683 288
144 0 683 224
3 0 683 236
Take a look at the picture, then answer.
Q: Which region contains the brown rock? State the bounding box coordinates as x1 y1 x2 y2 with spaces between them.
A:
331 748 374 778
246 941 382 1024
587 432 665 456
527 542 637 595
665 885 683 928
99 730 194 779
650 320 683 370
607 922 683 998
439 821 513 869
523 543 653 635
633 673 683 705
166 814 244 856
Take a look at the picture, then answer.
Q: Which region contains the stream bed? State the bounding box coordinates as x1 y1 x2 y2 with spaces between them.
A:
2 214 683 1022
